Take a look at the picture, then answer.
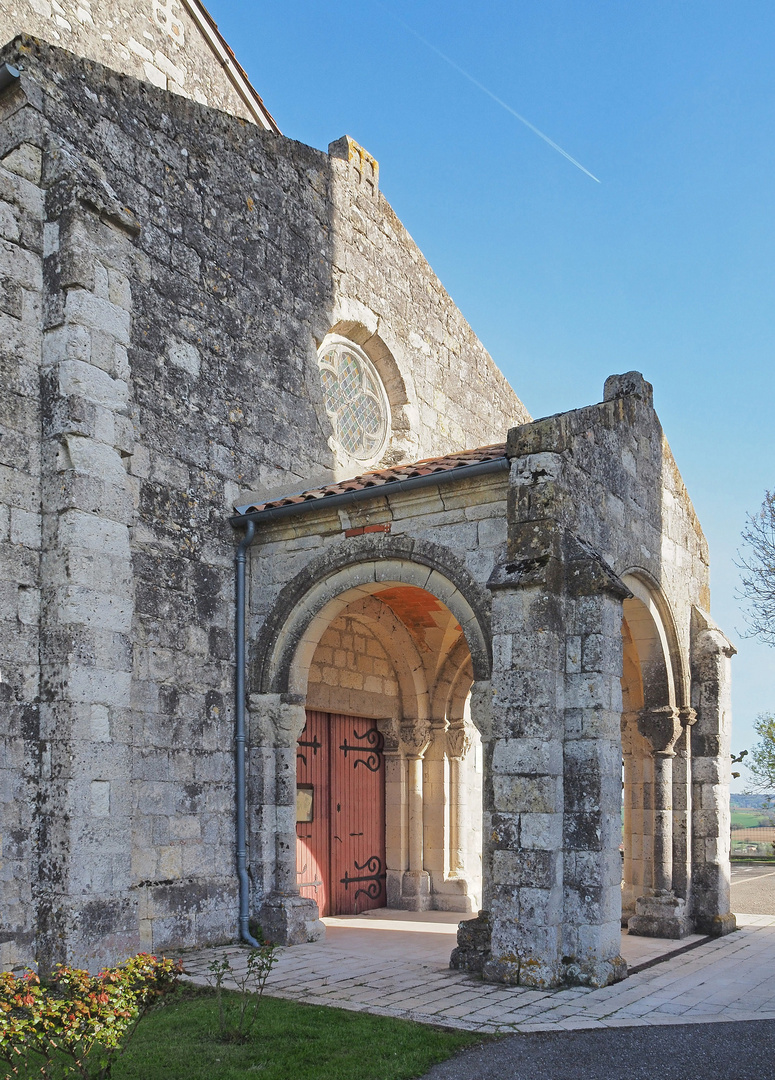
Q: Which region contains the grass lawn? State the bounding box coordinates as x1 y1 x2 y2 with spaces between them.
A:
99 986 483 1080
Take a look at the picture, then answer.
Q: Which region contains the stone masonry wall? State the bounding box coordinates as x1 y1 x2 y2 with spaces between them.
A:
306 616 400 719
327 144 531 465
1 0 263 122
0 35 528 966
0 91 44 969
506 380 709 681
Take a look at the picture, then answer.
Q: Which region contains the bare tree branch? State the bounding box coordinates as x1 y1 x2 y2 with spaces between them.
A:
737 490 775 645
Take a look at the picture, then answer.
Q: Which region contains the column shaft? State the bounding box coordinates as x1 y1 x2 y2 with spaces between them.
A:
652 752 674 893
408 756 424 873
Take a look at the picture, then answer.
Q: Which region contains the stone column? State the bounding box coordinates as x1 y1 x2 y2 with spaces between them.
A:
383 726 407 908
422 718 448 892
397 721 431 910
620 712 637 924
628 706 692 938
672 707 696 902
451 681 493 974
456 523 569 988
447 724 475 879
249 693 325 945
561 557 629 988
689 614 736 936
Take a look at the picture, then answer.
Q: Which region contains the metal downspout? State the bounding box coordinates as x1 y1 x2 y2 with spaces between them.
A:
235 518 261 947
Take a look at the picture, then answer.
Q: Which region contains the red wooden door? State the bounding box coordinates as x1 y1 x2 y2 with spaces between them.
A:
295 711 330 916
296 711 386 916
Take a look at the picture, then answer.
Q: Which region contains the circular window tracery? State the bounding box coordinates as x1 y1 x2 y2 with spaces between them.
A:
317 337 390 466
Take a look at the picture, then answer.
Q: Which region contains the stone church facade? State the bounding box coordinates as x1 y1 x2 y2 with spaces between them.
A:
0 3 735 988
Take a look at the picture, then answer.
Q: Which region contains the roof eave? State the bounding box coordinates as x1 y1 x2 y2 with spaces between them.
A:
230 455 509 529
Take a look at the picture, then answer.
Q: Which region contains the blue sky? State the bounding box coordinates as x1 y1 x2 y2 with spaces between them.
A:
208 1 775 785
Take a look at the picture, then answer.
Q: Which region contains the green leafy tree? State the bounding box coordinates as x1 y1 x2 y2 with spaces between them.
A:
745 712 775 803
738 490 775 645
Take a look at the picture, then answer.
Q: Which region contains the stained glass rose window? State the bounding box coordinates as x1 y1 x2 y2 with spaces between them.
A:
317 337 390 465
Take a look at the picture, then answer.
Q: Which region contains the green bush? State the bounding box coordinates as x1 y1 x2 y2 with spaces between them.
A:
204 943 278 1042
0 953 180 1079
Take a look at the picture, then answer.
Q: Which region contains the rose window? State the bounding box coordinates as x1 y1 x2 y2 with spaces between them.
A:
317 338 390 465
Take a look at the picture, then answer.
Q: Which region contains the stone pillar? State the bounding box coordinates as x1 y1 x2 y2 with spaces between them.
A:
249 693 325 945
426 722 476 913
621 712 637 924
561 558 629 988
689 614 736 936
396 721 431 910
628 706 693 939
451 681 493 974
454 519 571 988
422 718 448 891
672 707 696 902
383 727 407 908
36 192 141 970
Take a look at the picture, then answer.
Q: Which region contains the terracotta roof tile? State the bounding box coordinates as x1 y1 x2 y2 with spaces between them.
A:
235 443 507 515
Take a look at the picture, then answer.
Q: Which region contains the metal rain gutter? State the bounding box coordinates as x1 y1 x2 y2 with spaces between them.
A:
234 518 261 948
230 455 509 528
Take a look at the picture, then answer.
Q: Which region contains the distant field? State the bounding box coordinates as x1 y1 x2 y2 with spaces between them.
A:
731 825 775 858
731 809 775 829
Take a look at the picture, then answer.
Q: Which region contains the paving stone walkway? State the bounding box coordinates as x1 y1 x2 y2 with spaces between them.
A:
181 911 775 1034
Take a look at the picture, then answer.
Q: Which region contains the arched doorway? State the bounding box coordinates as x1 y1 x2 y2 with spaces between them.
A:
248 550 492 941
620 574 693 938
295 585 482 915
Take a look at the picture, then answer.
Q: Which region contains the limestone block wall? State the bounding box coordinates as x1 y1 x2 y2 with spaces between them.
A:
0 93 44 970
246 472 510 635
506 380 709 687
0 36 529 967
306 616 400 718
328 146 530 465
0 0 268 123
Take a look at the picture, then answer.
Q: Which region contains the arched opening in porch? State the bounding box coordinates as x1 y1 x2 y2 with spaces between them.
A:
620 573 693 937
249 552 492 934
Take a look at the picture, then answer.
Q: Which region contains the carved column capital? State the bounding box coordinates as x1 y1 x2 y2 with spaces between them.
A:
679 706 697 728
637 705 682 757
378 718 401 753
249 693 307 747
447 724 475 761
399 721 432 758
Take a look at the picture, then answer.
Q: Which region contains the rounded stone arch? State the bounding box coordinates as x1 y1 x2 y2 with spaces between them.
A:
251 535 492 697
430 636 474 724
620 569 687 709
343 598 431 721
319 300 421 465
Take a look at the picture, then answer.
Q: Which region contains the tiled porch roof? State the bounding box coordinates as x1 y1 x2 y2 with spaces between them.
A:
235 443 508 515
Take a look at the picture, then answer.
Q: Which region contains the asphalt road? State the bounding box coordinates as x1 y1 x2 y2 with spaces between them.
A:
730 863 775 915
420 1021 775 1080
417 867 775 1080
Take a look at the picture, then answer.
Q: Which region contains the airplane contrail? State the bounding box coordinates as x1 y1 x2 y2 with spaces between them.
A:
374 2 601 184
